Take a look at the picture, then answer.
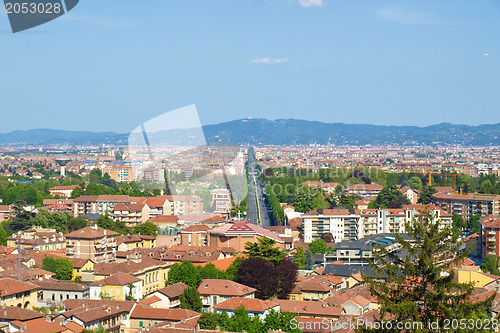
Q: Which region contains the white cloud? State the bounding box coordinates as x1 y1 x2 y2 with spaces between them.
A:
250 58 290 64
376 6 440 26
298 0 324 7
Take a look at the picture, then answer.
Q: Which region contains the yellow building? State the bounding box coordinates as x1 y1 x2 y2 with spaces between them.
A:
457 268 500 288
90 273 143 301
94 259 171 297
0 278 39 309
69 258 94 282
117 235 156 252
7 227 66 251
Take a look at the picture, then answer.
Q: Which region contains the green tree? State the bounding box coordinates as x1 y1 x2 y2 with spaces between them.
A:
408 176 423 191
308 239 327 254
198 312 219 330
42 257 74 280
418 185 437 204
225 256 244 281
69 186 82 199
294 247 305 270
132 222 157 237
0 224 7 246
167 261 199 287
481 254 500 276
179 287 203 313
468 214 481 233
67 216 88 232
452 212 465 235
305 250 313 270
244 237 287 265
374 185 409 208
480 180 494 194
125 283 136 301
359 209 494 333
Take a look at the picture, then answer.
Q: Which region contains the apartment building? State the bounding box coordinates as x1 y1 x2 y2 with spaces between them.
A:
211 188 232 214
431 193 500 220
0 278 39 309
346 183 383 200
479 215 500 257
303 205 452 243
165 195 204 216
102 165 135 183
302 208 361 243
180 224 210 246
65 226 118 263
112 203 150 228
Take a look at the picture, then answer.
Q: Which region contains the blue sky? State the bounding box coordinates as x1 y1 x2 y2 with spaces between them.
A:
0 0 499 133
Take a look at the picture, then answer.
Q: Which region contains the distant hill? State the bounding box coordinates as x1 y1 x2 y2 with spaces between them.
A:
1 119 500 146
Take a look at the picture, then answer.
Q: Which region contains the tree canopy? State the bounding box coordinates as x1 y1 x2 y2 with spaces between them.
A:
359 209 494 332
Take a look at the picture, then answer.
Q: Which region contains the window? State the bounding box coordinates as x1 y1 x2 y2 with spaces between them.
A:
139 321 143 328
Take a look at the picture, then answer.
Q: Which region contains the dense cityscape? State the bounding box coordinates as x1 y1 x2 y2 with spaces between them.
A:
0 141 497 332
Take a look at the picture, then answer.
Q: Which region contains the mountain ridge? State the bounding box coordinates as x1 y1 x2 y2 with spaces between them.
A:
1 119 500 146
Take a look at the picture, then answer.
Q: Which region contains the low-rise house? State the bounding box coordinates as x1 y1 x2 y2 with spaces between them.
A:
59 299 136 332
90 273 142 301
93 257 170 296
68 258 94 282
146 282 189 308
0 278 39 309
0 306 43 332
213 297 279 320
117 234 156 251
288 275 344 301
7 227 66 251
36 281 89 307
457 268 500 288
198 279 256 312
49 185 80 198
275 299 342 320
341 295 371 315
129 304 201 331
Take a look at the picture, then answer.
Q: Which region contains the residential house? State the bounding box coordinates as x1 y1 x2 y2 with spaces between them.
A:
0 278 39 309
0 307 43 332
129 305 201 332
213 297 279 320
198 279 256 312
49 186 80 198
65 226 118 263
341 295 371 315
0 205 11 222
288 275 344 301
69 258 94 282
275 299 342 320
7 228 66 251
145 282 189 309
36 281 89 307
59 299 135 332
116 235 156 252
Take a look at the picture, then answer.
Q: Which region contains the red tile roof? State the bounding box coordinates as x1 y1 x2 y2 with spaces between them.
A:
0 278 38 297
156 282 189 298
0 306 43 321
130 304 201 321
213 297 278 312
209 222 283 243
65 226 118 239
198 279 256 297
